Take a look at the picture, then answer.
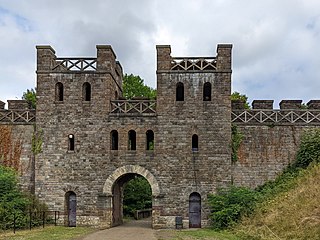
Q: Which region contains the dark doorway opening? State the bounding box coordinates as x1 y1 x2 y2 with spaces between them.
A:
112 174 152 227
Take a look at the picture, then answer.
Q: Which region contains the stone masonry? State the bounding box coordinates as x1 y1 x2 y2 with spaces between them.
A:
0 43 320 229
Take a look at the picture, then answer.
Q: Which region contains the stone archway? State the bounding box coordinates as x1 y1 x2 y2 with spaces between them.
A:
102 165 161 228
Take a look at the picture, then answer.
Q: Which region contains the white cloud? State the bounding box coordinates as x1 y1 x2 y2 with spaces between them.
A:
0 0 320 107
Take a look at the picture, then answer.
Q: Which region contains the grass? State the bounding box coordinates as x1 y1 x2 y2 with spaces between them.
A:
157 229 239 240
165 163 320 240
0 226 95 240
175 229 239 240
233 163 320 240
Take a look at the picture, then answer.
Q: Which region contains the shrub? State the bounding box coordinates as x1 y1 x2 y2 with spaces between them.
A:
208 186 259 229
0 165 47 230
294 128 320 168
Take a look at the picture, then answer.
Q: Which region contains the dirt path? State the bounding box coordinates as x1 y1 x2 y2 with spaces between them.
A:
79 218 158 240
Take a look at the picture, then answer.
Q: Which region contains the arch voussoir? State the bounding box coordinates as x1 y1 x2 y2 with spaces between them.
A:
103 165 160 197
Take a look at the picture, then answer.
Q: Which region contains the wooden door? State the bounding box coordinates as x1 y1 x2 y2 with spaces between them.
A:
189 192 201 228
112 183 121 226
68 193 76 227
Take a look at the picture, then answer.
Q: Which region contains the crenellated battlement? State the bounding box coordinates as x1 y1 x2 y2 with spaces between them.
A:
156 44 232 72
232 99 320 110
0 100 35 124
36 45 122 77
232 99 320 125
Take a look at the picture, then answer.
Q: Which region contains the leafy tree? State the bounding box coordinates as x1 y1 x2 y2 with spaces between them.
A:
122 74 156 99
231 92 250 109
123 176 152 217
22 88 36 109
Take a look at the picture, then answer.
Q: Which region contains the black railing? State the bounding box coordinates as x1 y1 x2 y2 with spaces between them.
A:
1 210 60 234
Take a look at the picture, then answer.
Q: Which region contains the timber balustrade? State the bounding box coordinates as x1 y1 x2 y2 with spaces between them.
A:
0 110 36 124
110 100 156 116
232 109 320 124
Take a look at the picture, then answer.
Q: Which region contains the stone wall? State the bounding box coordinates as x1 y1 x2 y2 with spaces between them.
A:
0 111 34 192
232 125 313 188
231 99 320 188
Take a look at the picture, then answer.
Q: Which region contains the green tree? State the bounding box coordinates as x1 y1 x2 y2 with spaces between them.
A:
123 176 152 217
231 92 250 109
123 74 156 99
22 88 36 109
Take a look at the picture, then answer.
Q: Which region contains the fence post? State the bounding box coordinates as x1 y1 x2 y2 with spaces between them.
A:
42 211 45 228
54 211 57 226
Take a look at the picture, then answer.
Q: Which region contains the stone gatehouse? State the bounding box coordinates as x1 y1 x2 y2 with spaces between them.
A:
0 43 319 229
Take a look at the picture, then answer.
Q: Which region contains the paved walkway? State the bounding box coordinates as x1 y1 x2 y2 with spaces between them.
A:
80 218 157 240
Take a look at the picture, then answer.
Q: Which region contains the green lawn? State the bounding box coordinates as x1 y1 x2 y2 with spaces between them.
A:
175 229 239 240
0 226 95 240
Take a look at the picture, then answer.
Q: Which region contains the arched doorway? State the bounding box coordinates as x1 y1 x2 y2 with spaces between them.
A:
66 191 77 227
103 165 161 228
112 173 152 227
189 192 201 228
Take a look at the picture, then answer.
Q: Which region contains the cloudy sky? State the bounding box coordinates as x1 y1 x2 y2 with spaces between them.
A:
0 0 319 108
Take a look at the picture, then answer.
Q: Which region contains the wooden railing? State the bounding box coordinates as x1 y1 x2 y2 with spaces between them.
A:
52 58 97 71
171 57 217 71
232 110 320 124
110 100 156 116
0 110 36 124
134 209 152 220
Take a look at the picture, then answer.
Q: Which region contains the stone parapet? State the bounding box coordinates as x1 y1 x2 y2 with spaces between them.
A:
231 99 245 109
279 100 302 109
252 100 273 109
307 100 320 109
8 100 30 110
156 45 172 71
0 100 5 109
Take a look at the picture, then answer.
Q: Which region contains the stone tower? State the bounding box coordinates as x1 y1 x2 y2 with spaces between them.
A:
34 44 232 228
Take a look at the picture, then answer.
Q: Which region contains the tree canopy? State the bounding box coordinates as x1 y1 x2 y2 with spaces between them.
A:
231 91 250 109
123 176 152 217
22 88 36 109
122 74 156 99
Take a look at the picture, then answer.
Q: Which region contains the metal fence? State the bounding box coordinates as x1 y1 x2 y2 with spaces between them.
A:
1 210 60 234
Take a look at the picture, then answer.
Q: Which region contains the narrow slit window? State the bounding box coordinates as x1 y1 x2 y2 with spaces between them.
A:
192 134 198 152
111 130 118 150
176 82 184 101
128 130 136 150
203 82 212 101
82 82 91 101
55 82 64 101
68 134 75 151
146 130 154 150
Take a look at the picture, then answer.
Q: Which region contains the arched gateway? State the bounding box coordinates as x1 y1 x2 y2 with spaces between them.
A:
103 165 161 228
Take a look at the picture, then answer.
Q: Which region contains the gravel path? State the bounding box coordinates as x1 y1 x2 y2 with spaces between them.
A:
79 218 157 240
